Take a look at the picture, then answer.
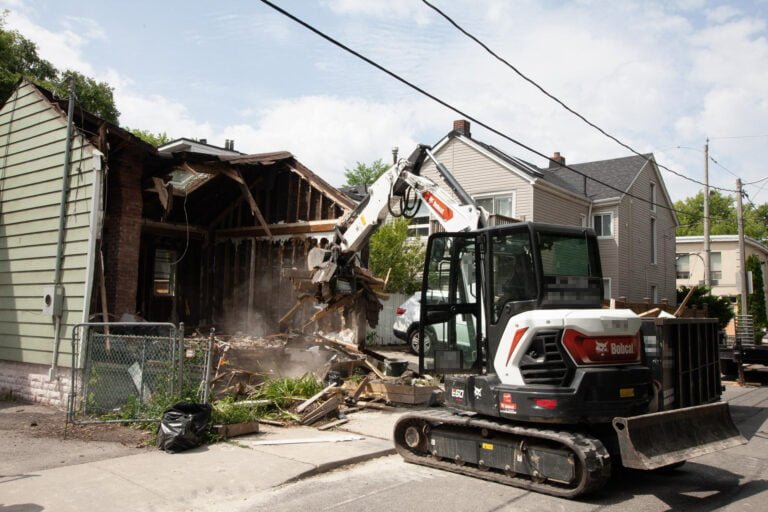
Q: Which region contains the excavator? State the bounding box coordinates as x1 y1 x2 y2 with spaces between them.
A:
320 144 746 498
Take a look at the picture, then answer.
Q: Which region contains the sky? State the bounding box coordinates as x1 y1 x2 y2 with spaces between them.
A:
2 0 768 205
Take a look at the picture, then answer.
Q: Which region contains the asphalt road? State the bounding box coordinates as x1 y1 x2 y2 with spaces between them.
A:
234 379 768 512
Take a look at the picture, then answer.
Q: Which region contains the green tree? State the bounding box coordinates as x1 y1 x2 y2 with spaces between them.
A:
369 218 425 294
1 12 119 123
677 285 734 329
129 128 172 147
674 191 737 236
0 11 56 100
343 159 389 187
674 190 768 241
747 254 767 340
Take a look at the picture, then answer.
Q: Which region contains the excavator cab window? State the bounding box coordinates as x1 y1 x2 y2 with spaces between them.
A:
489 229 538 323
419 233 482 375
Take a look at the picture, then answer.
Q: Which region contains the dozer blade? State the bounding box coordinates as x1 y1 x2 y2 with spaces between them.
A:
612 402 746 470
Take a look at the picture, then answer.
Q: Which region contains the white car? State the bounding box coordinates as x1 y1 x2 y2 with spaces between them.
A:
393 291 445 354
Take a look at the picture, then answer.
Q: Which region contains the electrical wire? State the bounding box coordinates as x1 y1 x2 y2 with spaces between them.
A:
169 191 190 265
419 0 740 194
258 0 736 224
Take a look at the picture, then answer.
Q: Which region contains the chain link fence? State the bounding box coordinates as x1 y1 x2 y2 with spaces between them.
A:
67 322 213 425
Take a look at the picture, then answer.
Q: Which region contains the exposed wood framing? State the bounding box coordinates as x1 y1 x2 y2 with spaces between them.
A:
142 219 208 240
216 220 338 238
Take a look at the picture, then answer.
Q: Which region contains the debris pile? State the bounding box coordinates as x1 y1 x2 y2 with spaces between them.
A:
186 329 442 434
281 264 387 339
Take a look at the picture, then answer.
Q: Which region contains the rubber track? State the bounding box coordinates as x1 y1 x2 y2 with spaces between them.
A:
394 409 612 498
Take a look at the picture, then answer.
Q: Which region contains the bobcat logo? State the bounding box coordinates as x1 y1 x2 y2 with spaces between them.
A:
595 341 608 356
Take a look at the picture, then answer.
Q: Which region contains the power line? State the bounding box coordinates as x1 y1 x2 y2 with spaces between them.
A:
257 0 735 224
419 0 739 195
710 134 768 141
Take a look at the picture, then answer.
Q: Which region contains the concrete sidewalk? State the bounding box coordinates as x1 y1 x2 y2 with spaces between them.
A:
0 409 409 512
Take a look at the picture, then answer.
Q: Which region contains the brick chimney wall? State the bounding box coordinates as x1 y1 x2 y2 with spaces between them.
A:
549 151 566 167
103 157 144 317
453 119 471 137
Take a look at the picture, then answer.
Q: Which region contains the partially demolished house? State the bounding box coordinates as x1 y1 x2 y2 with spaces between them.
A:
0 79 354 406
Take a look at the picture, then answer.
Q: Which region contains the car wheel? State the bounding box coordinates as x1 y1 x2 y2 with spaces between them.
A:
409 326 433 355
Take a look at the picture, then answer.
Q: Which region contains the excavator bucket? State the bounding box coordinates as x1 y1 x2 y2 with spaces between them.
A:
613 402 746 470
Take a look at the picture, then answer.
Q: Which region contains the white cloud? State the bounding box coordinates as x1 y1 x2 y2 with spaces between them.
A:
706 5 741 23
219 95 435 186
323 0 433 25
2 7 95 75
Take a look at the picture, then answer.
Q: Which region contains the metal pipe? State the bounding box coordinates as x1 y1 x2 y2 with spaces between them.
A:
49 78 76 380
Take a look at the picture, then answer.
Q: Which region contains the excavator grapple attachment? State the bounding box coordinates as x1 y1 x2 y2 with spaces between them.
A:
612 402 746 470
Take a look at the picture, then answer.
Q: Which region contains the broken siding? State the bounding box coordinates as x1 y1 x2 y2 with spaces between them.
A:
421 138 533 217
0 81 95 365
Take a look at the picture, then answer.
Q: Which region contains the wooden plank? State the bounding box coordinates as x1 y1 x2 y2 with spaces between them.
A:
300 395 340 425
350 374 372 402
674 286 697 317
318 418 349 431
296 383 338 414
214 421 260 439
364 359 386 379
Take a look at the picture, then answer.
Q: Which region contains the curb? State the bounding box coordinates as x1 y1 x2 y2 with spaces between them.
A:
284 446 397 484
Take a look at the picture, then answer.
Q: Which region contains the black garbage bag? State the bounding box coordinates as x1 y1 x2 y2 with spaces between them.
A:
157 402 212 453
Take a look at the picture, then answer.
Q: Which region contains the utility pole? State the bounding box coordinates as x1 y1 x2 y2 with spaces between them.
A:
736 178 748 312
703 139 711 287
735 178 748 386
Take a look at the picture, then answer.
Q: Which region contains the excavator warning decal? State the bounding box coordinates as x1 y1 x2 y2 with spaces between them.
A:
500 392 517 413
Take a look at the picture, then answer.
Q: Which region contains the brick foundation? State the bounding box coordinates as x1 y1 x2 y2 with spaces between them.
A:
0 360 74 409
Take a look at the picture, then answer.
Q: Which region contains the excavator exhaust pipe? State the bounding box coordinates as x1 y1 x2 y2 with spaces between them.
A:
613 402 746 470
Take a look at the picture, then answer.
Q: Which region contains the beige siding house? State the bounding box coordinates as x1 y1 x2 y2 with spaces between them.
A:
676 235 768 314
420 120 678 305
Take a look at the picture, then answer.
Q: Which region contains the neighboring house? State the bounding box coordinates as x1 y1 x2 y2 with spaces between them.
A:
420 119 679 305
0 80 353 406
676 235 768 314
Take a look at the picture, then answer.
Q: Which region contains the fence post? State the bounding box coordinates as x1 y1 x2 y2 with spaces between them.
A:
202 328 215 404
176 322 184 396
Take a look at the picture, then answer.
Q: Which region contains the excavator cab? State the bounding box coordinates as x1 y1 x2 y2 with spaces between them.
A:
419 232 482 375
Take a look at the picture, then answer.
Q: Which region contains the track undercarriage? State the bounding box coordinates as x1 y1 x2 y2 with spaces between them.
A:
393 409 613 498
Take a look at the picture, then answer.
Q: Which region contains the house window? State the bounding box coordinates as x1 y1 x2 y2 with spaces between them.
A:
603 277 612 300
650 217 657 264
650 182 656 212
407 203 431 238
475 192 515 219
651 285 658 303
676 254 690 279
592 212 613 238
710 252 722 284
153 249 177 296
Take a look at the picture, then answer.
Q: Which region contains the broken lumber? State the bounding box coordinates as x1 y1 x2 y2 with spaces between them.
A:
318 418 349 431
356 400 395 411
296 383 337 414
214 421 260 439
300 395 341 425
674 285 697 317
638 308 660 318
350 375 371 403
257 418 287 427
364 359 386 379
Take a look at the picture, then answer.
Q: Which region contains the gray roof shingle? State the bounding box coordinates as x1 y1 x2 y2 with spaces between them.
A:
540 154 652 200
